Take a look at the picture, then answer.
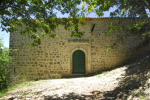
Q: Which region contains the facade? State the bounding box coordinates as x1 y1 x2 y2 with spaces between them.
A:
9 18 150 82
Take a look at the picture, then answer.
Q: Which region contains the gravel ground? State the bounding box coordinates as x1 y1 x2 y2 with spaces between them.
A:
1 67 127 100
1 55 150 100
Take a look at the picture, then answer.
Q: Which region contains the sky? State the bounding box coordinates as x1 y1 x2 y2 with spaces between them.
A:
0 6 117 48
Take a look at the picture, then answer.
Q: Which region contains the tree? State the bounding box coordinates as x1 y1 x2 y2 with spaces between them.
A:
1 0 150 47
0 38 10 91
0 0 86 47
82 0 150 45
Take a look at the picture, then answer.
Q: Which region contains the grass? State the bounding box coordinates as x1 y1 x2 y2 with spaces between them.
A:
97 71 110 78
112 71 119 74
137 93 143 97
97 75 101 78
129 90 134 95
121 96 125 99
136 93 147 100
128 90 147 100
102 71 109 75
0 81 34 98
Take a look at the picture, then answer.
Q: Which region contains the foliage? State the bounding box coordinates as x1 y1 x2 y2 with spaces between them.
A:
1 0 150 47
106 43 117 53
0 38 10 91
0 0 86 47
0 80 34 97
82 0 150 50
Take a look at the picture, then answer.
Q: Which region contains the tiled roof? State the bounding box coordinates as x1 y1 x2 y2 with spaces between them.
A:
62 17 110 18
84 17 110 21
16 17 144 22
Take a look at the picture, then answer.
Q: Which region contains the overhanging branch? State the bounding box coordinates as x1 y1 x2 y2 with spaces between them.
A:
134 0 150 10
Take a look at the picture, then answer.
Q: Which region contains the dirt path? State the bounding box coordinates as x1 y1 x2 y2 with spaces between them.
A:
1 67 127 100
1 55 150 100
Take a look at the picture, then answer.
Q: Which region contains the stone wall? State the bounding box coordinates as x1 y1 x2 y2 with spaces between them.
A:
9 18 150 82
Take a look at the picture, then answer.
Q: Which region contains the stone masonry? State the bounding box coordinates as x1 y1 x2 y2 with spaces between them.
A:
9 18 150 82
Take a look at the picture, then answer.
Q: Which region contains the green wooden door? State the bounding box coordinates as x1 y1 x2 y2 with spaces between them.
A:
72 50 85 74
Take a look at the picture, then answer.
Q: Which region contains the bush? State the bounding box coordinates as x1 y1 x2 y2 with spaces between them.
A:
0 38 10 91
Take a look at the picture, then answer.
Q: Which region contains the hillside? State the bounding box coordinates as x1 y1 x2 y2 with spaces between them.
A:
0 54 150 100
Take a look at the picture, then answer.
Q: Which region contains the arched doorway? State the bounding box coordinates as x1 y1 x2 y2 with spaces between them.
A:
72 50 85 74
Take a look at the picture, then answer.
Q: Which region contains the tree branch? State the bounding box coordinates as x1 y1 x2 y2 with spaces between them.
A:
134 0 150 10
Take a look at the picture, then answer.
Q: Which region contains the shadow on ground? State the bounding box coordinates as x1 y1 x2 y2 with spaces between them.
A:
44 54 150 100
101 54 150 100
44 91 100 100
44 90 113 100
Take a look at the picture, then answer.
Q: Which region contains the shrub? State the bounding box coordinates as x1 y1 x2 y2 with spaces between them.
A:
0 38 10 91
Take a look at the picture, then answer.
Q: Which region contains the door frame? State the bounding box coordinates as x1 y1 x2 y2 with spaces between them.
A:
70 47 88 74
